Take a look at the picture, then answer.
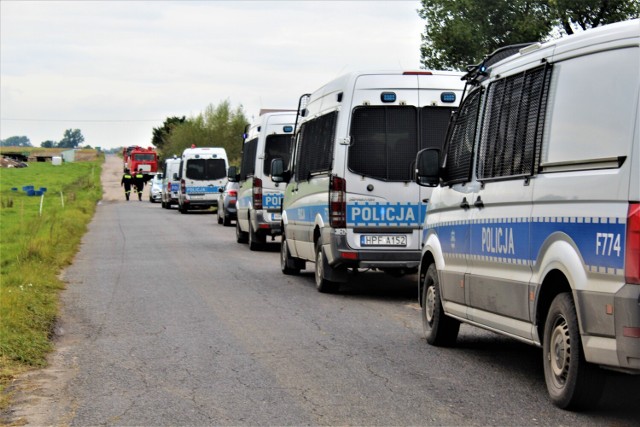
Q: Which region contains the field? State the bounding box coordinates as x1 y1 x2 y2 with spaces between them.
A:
0 158 103 408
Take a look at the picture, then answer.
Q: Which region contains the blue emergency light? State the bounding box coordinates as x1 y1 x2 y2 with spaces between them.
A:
441 92 456 103
283 126 293 133
381 92 397 103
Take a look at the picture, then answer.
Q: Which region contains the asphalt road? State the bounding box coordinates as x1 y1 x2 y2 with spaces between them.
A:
6 160 640 426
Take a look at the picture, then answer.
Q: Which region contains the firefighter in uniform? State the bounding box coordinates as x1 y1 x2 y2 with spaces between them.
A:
133 169 145 201
121 169 133 201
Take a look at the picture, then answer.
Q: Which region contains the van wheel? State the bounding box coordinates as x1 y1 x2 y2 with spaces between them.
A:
223 214 231 227
281 235 301 275
179 203 188 214
543 293 604 409
236 221 248 244
217 208 223 224
315 242 339 293
422 263 459 346
249 226 265 251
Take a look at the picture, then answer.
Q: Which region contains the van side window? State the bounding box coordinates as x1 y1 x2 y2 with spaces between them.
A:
264 134 293 176
240 138 258 180
478 64 552 180
349 106 418 181
295 111 338 181
442 88 482 185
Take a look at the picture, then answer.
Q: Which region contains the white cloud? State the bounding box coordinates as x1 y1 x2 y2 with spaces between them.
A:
1 0 425 149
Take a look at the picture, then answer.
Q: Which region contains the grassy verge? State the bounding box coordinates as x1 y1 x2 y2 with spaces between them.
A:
0 157 103 410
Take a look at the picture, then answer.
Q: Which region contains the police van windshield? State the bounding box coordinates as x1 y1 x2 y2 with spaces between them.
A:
264 134 292 175
186 158 226 180
348 106 454 182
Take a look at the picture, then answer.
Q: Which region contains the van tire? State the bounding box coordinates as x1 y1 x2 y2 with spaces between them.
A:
249 226 265 251
236 221 248 244
223 214 231 227
179 203 188 214
281 235 302 275
543 293 605 410
217 208 223 224
422 263 459 346
315 242 339 293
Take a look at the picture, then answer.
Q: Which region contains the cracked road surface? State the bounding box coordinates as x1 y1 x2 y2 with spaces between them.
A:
6 156 640 426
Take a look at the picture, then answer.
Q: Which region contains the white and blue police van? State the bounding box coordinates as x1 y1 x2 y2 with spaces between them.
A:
161 156 180 209
415 19 640 410
234 111 296 250
176 146 228 214
271 70 465 292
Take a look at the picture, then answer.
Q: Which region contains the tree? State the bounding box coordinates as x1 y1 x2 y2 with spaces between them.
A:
161 100 248 165
1 135 32 147
419 0 639 70
152 116 186 150
57 129 85 148
40 140 57 148
551 0 640 35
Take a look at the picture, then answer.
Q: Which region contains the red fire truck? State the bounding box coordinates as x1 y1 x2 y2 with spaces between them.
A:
123 146 158 175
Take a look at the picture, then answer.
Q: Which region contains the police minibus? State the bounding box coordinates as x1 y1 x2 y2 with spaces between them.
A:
415 19 640 410
271 70 465 292
161 156 180 209
176 146 228 214
234 111 296 250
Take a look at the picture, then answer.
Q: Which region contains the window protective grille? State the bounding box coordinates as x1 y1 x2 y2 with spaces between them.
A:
240 138 258 180
295 111 337 181
442 88 482 185
477 64 552 180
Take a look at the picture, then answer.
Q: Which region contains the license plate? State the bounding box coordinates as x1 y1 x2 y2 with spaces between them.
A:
189 195 203 200
272 213 282 221
360 235 407 246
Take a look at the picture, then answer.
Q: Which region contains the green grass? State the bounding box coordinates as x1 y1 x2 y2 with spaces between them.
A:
0 158 103 409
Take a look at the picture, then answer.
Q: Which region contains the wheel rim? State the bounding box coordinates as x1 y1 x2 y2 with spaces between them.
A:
425 285 436 326
548 315 571 387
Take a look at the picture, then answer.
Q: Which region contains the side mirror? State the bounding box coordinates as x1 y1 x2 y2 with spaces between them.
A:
270 158 288 183
227 166 239 182
415 148 441 187
218 187 224 193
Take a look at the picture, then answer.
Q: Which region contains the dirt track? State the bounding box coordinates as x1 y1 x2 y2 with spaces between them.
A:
101 155 126 201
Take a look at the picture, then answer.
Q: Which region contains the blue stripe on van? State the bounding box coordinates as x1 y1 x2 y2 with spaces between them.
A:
428 217 626 272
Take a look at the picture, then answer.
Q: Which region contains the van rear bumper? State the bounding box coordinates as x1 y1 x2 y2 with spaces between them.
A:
324 231 420 269
251 210 282 236
582 284 640 373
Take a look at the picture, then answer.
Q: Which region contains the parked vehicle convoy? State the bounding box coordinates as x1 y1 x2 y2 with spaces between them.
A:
415 19 640 410
235 111 296 250
123 146 159 177
148 173 163 203
161 157 181 209
271 70 464 292
176 146 229 214
217 180 240 226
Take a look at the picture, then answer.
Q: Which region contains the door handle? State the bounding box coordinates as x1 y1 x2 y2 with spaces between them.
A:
474 196 484 209
460 197 470 210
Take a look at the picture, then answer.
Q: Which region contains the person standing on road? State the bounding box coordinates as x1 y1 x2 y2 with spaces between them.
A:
133 169 145 201
121 169 133 201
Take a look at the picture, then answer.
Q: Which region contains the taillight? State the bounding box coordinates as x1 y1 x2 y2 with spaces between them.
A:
228 190 237 198
329 175 346 228
625 203 640 284
253 177 263 209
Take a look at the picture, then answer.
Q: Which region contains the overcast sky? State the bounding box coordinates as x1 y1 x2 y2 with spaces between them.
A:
1 0 425 150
